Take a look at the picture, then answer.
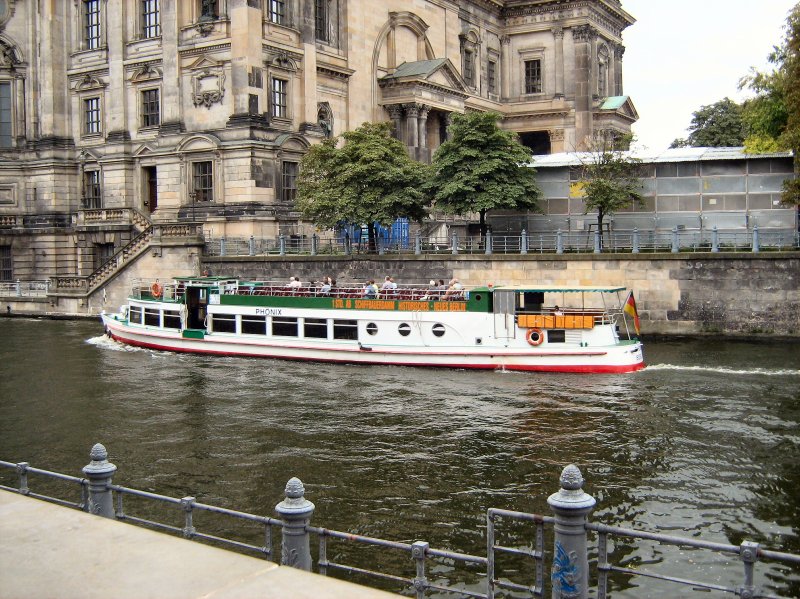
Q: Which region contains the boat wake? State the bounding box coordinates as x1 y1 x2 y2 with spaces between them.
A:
647 363 800 377
85 335 145 352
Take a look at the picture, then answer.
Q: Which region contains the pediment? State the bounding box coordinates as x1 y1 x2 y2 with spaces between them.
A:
176 134 220 153
133 143 156 157
186 55 222 71
596 96 639 121
380 58 468 94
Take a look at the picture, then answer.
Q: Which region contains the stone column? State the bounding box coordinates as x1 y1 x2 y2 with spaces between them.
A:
549 128 565 154
417 105 429 162
614 45 625 96
547 465 595 599
36 0 70 143
387 104 403 142
405 103 419 156
553 27 565 98
572 25 593 149
500 36 511 99
106 0 128 141
159 2 184 133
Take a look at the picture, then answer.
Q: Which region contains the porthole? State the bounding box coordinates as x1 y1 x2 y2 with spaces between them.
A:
432 323 446 337
474 294 482 301
398 323 411 337
366 322 378 336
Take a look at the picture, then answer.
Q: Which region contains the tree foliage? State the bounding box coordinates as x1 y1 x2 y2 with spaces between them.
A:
671 98 746 148
578 132 645 247
296 122 429 246
739 3 800 204
427 111 542 235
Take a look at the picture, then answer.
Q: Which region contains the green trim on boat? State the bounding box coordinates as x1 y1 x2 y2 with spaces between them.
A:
182 329 205 339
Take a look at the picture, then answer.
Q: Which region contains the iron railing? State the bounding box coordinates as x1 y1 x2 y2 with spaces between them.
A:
1 452 798 598
204 228 800 258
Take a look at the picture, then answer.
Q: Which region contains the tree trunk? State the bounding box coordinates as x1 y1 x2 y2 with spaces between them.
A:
479 209 488 239
597 209 605 251
367 222 377 252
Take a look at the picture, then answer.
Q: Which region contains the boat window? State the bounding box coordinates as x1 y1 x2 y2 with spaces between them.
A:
432 323 446 337
548 330 566 343
272 316 298 337
129 306 142 324
163 311 181 330
241 315 267 335
144 307 160 327
398 323 411 337
212 313 237 333
333 319 358 340
366 322 378 336
304 318 328 339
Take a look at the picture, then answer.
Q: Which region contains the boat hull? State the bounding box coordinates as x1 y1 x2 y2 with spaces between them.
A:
101 314 645 374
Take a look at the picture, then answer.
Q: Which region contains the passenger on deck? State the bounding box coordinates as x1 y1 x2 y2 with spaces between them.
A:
320 277 332 295
553 305 563 316
380 276 397 297
443 278 464 299
421 280 437 300
287 276 302 289
363 280 378 299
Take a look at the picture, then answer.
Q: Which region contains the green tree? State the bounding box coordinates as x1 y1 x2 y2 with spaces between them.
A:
427 111 542 237
296 122 428 250
739 3 800 204
578 132 645 249
671 98 746 148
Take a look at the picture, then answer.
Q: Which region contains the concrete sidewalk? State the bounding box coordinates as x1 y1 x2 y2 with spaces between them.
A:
0 490 398 598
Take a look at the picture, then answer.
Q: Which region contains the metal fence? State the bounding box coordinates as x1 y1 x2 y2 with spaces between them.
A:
204 227 800 258
0 280 50 297
2 445 798 598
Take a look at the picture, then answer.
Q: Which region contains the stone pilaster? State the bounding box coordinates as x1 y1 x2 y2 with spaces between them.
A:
159 2 184 133
553 27 564 99
571 25 593 149
417 105 429 162
386 104 403 142
500 35 511 99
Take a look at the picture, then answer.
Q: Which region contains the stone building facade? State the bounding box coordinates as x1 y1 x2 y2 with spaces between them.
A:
0 0 636 281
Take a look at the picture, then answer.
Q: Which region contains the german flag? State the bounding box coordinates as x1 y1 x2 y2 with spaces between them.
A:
624 291 641 335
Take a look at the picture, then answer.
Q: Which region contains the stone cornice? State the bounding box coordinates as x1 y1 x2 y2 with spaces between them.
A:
378 79 469 102
317 63 354 80
178 43 232 59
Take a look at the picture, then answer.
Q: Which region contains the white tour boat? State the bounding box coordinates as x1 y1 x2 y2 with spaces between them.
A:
100 277 645 373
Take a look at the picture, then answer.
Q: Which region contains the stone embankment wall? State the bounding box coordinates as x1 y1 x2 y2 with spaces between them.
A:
204 253 800 337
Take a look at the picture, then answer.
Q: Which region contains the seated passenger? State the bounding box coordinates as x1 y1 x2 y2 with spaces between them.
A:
363 280 378 299
443 278 464 299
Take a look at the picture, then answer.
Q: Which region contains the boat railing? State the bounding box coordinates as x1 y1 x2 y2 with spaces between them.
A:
130 280 184 303
233 282 469 302
517 308 612 329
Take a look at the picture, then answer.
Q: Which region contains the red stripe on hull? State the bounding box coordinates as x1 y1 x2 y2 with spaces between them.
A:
108 332 645 374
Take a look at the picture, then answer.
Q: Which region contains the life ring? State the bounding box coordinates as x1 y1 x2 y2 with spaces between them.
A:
526 327 544 346
151 282 163 298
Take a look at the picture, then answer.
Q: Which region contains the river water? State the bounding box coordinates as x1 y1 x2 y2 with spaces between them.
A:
1 317 798 597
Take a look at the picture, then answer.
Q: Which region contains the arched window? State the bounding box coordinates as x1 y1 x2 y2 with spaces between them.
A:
317 102 333 138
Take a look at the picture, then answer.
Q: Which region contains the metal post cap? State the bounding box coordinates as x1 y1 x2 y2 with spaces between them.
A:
82 443 117 476
547 464 596 511
275 477 315 516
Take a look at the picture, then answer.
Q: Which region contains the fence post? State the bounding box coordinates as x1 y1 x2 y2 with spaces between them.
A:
547 464 596 599
593 230 601 254
739 541 760 599
311 233 318 256
378 235 385 255
520 229 528 255
249 235 255 256
632 228 640 254
415 232 422 255
752 226 760 253
557 230 564 255
344 232 351 256
712 226 719 253
279 234 286 256
485 230 493 255
451 233 459 255
82 443 117 519
15 279 21 296
275 477 315 571
411 541 429 599
671 227 679 253
219 237 226 257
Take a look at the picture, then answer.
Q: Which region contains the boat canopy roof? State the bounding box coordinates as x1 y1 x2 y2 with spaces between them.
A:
487 285 627 293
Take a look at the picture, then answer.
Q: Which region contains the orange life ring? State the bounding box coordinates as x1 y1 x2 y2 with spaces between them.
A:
526 327 544 346
151 282 163 298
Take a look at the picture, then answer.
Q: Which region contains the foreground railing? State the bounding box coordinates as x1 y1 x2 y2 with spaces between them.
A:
204 227 800 258
1 445 798 598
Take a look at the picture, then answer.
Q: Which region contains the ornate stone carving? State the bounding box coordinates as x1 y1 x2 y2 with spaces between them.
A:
614 44 626 60
74 73 108 91
549 129 565 142
130 63 162 83
552 26 564 39
571 25 594 43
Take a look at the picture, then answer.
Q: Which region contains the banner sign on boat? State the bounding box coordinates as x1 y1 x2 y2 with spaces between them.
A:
332 299 466 312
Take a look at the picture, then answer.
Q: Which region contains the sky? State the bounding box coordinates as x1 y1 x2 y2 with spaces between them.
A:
621 0 796 151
